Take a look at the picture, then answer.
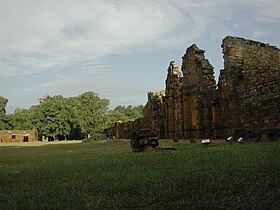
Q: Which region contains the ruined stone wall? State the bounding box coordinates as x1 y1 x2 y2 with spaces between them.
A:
0 130 38 142
104 36 279 141
105 91 166 139
219 36 280 139
163 61 183 140
106 120 139 139
181 44 216 139
103 126 115 139
143 91 166 138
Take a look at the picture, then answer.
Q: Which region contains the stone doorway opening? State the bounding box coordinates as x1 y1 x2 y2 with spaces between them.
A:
23 136 29 142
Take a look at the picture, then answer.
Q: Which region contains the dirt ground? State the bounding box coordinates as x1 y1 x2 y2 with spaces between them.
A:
0 140 83 147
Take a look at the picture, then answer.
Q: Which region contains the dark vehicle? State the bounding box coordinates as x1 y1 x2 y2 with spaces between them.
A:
131 129 159 152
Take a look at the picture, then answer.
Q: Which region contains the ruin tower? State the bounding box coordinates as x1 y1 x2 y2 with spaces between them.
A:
163 61 183 140
181 44 216 139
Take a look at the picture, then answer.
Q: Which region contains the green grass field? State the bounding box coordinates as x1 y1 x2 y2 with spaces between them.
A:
0 140 279 210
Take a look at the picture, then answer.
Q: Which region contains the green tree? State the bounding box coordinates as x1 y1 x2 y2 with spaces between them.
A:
0 96 8 114
2 92 137 140
0 114 11 130
126 104 144 119
75 92 109 139
9 108 34 130
106 105 128 123
36 95 73 140
105 104 144 127
32 92 109 140
0 96 10 129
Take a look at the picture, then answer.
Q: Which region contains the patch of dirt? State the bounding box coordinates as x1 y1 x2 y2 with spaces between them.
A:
0 140 83 147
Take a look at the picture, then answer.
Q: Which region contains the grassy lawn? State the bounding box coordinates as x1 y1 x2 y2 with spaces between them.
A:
0 140 279 210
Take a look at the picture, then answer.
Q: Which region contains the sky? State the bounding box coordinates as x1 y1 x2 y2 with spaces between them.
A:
0 0 279 113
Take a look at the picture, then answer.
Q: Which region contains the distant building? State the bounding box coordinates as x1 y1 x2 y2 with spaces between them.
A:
0 129 38 142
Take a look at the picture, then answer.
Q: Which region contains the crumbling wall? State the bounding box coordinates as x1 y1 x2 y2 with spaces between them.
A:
0 130 38 142
219 36 280 140
105 91 165 139
104 36 280 141
143 91 166 138
181 44 216 139
163 61 183 140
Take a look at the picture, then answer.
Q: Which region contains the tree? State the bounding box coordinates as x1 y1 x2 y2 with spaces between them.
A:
105 104 144 127
0 114 11 130
3 91 142 140
36 95 73 140
32 92 109 140
106 105 128 123
9 108 34 130
75 92 109 139
28 104 51 140
0 96 10 130
0 96 8 114
126 105 144 119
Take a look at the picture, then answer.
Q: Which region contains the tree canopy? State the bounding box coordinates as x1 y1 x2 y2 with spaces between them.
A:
0 92 143 140
0 96 10 130
0 96 8 114
105 105 144 126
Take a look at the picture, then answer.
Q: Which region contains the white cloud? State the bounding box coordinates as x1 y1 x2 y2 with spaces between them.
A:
0 0 188 78
1 0 278 78
1 0 279 112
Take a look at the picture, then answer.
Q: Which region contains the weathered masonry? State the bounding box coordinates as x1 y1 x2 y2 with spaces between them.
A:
219 37 280 140
0 130 38 142
104 36 280 141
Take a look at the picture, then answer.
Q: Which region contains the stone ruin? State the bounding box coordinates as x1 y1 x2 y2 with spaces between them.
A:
104 36 280 141
0 129 38 142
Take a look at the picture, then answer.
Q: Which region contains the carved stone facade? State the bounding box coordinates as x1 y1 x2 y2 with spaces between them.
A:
104 36 280 140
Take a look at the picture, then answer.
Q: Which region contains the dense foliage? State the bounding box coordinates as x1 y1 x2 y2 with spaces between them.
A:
0 96 10 130
0 92 144 140
106 104 144 124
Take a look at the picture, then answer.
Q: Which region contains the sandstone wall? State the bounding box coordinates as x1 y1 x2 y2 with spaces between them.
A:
219 36 280 139
163 61 182 140
104 36 280 141
104 91 166 139
143 91 166 138
181 44 216 139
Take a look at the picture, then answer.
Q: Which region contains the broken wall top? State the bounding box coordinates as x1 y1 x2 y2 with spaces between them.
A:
167 61 181 76
182 44 216 95
222 36 280 71
219 36 280 133
143 91 165 118
165 61 183 97
220 36 280 87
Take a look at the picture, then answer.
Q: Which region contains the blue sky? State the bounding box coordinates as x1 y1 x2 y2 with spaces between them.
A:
0 0 279 113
